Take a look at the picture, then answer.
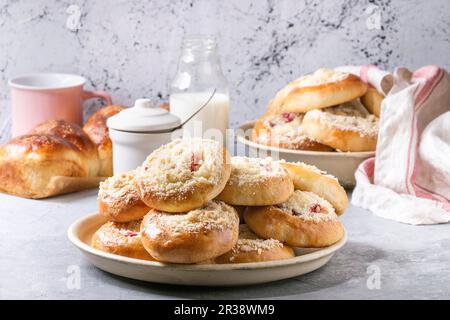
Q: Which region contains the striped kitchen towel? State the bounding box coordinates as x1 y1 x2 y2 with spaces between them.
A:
351 65 450 225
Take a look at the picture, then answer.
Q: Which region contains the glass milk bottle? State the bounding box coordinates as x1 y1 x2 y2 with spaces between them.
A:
170 36 230 143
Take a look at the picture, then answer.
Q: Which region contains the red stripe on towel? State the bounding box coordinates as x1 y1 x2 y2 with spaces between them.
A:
404 66 444 196
415 183 449 202
412 66 444 109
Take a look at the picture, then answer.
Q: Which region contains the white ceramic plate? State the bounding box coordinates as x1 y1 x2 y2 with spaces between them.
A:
68 213 347 286
236 121 375 188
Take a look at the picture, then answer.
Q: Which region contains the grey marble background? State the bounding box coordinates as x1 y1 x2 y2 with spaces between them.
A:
0 0 449 142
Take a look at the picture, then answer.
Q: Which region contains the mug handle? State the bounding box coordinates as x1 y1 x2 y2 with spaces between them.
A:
82 90 113 105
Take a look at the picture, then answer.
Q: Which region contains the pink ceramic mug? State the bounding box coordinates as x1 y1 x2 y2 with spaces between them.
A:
9 73 112 137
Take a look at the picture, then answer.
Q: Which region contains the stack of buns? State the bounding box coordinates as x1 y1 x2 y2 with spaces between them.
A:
92 138 348 264
252 68 383 152
0 105 123 198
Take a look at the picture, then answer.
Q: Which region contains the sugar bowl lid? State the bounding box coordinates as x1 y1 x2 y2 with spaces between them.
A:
107 99 181 132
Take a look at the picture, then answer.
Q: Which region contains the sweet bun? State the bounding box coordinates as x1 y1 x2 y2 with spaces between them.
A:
216 156 294 206
361 86 384 117
252 112 333 151
136 138 231 213
281 161 348 215
302 101 378 152
269 68 367 114
215 224 295 264
31 120 99 177
83 105 124 177
0 134 89 198
140 200 239 263
91 220 154 260
244 190 344 248
98 170 150 222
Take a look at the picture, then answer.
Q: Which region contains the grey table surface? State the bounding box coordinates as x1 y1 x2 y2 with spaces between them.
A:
1 189 449 300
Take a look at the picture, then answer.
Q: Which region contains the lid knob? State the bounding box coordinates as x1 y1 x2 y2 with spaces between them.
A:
134 98 155 109
107 97 181 132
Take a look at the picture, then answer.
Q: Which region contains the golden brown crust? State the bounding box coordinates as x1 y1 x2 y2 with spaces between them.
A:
245 206 343 248
31 120 99 177
0 110 122 198
217 157 294 206
215 244 294 264
281 162 348 215
98 171 150 222
215 225 295 264
137 163 230 213
244 191 344 248
361 87 384 117
140 201 239 263
99 200 149 223
0 134 88 198
251 112 334 151
136 139 231 213
143 226 237 264
218 175 293 206
2 134 79 155
302 114 377 152
83 105 124 177
83 105 124 146
91 220 155 260
270 69 368 113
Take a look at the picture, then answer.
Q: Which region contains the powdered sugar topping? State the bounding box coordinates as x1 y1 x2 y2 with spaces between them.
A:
228 156 288 186
137 138 225 197
232 225 283 256
305 100 379 137
96 220 143 245
279 160 339 182
144 200 238 234
98 170 141 206
256 113 313 147
292 68 350 88
276 190 337 221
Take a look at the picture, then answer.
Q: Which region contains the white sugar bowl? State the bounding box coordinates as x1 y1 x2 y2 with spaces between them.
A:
107 99 181 174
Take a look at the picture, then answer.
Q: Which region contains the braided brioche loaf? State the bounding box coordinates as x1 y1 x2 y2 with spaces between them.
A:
83 105 123 177
0 105 122 198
